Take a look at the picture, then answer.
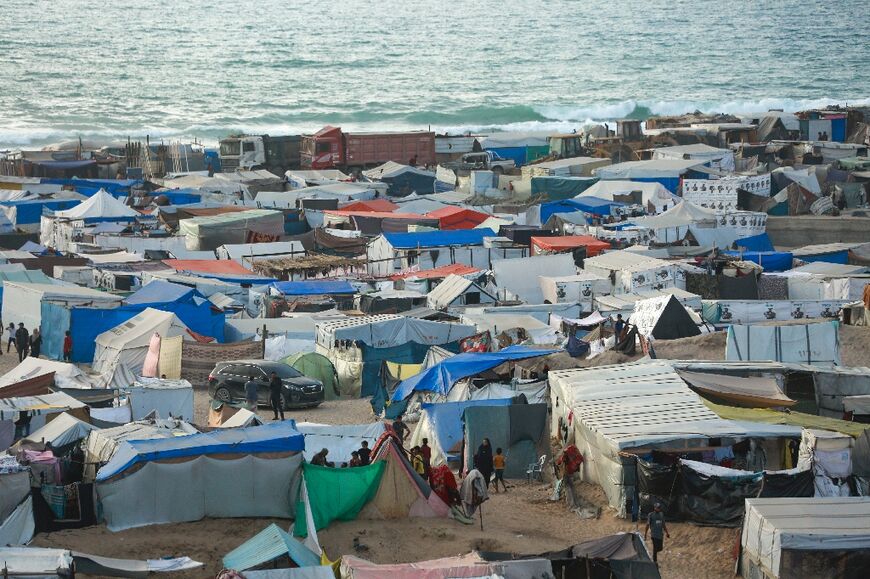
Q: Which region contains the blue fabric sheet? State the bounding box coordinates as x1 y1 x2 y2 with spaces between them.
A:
798 250 850 265
391 345 557 401
271 280 356 296
723 250 793 272
734 232 775 252
125 280 195 305
384 228 497 249
97 421 304 480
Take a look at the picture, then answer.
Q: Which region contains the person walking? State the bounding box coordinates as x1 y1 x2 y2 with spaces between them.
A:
62 331 73 362
644 503 670 564
268 371 285 421
15 323 29 362
29 328 42 358
492 447 508 492
474 437 494 488
244 374 259 411
6 322 15 353
391 414 411 447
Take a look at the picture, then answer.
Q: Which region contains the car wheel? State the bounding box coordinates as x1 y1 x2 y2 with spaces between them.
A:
492 166 504 175
214 386 231 403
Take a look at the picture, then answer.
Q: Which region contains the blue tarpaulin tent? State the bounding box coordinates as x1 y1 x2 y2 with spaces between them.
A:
96 421 304 481
723 250 793 272
391 345 557 401
0 198 82 227
530 176 598 200
795 249 850 265
540 197 624 224
125 280 196 305
734 233 775 252
384 228 497 250
271 280 356 296
421 398 514 461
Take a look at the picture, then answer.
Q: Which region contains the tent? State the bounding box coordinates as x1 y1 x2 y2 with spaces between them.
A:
492 253 576 303
426 274 498 310
358 433 450 520
651 143 735 171
92 308 195 388
363 161 436 197
271 280 356 296
595 159 707 192
722 250 793 271
1 281 123 334
630 294 701 340
10 412 96 454
127 377 194 421
583 250 679 294
725 321 840 366
341 552 554 579
576 180 678 214
223 523 322 571
0 548 73 577
0 357 101 390
741 498 870 578
539 272 611 304
391 345 557 402
283 352 340 400
463 403 547 479
96 422 304 531
178 209 285 251
678 371 795 408
409 398 515 467
426 206 490 230
0 464 34 547
531 235 610 257
51 189 138 221
295 422 385 464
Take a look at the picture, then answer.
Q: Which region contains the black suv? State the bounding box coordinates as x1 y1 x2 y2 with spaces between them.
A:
208 360 324 409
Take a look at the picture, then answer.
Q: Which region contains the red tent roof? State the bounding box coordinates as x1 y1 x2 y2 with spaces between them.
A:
162 259 253 275
339 199 399 213
324 210 423 219
390 263 480 280
530 235 610 257
426 206 490 230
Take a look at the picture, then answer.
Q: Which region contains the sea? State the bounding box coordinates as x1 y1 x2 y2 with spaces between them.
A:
2 0 869 148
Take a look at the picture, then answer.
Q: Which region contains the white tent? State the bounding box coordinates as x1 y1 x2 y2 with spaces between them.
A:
53 189 138 220
93 308 194 388
594 159 705 180
575 180 678 213
491 253 576 303
256 183 377 208
127 377 194 421
725 321 841 366
0 357 102 390
583 250 680 294
651 143 735 171
426 274 497 310
741 497 870 578
11 412 96 451
1 281 123 332
539 272 611 305
627 201 767 248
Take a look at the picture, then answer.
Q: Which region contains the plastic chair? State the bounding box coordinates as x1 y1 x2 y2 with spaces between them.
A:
526 455 547 483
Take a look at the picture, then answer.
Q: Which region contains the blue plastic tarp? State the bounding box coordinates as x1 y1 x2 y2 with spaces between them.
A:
799 250 850 265
391 345 557 401
723 250 793 272
125 280 196 305
734 232 775 252
422 398 514 459
96 421 304 481
0 198 82 226
540 197 623 224
384 228 497 249
271 280 356 296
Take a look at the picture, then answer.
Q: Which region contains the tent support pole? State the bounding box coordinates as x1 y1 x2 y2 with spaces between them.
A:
479 503 484 531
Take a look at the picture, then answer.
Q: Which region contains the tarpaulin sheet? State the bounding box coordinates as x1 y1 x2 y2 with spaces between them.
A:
359 342 430 397
294 461 385 536
725 321 841 365
530 176 598 200
722 251 793 272
97 421 304 480
271 280 356 295
734 232 775 252
391 346 557 401
678 459 762 526
125 280 195 305
463 404 547 479
759 469 814 498
383 228 496 249
419 399 514 461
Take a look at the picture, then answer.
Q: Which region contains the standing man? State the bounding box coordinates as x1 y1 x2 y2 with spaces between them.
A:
268 371 285 421
420 437 432 479
6 322 15 353
644 503 670 564
15 323 29 362
391 414 411 447
245 374 259 411
29 328 42 358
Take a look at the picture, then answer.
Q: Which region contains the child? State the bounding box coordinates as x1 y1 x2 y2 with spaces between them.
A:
349 451 362 467
63 330 73 362
493 447 507 492
411 446 426 476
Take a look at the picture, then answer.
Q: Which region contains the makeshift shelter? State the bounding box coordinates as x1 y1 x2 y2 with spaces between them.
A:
179 209 285 251
215 240 306 262
426 274 498 310
678 371 795 408
539 272 611 305
359 433 450 520
477 131 551 165
0 357 101 391
463 403 547 478
0 548 73 577
2 281 123 334
223 523 322 571
341 552 554 579
651 143 735 171
409 398 515 467
630 294 701 340
96 422 305 531
10 412 96 455
741 498 870 579
576 180 678 214
315 315 475 397
529 176 600 201
363 161 436 197
283 352 340 400
0 462 34 547
628 202 767 248
594 159 707 193
583 250 680 294
92 308 195 388
725 321 840 366
126 377 194 421
427 206 489 230
492 253 576 303
531 235 609 258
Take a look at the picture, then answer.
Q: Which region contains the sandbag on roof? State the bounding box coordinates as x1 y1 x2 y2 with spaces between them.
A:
678 370 795 408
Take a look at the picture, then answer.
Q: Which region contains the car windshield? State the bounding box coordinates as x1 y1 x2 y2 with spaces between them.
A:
270 365 303 379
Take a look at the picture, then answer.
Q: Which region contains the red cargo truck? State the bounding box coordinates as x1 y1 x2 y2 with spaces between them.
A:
301 126 436 170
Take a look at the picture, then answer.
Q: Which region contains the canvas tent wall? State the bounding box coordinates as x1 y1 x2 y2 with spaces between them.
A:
92 308 194 388
126 377 194 421
492 253 576 303
539 272 611 305
577 180 678 214
741 497 870 579
463 403 548 479
583 250 680 295
426 274 497 310
295 422 385 464
548 361 800 516
725 321 840 366
630 294 701 340
96 422 304 531
283 352 340 400
2 281 123 335
651 143 735 171
594 159 707 193
179 209 285 250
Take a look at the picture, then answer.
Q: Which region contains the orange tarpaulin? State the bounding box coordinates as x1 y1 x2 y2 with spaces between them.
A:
339 199 399 213
530 235 610 256
390 263 480 280
426 206 489 230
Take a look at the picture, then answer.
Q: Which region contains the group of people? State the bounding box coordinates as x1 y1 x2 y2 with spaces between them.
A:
473 438 508 493
310 439 373 469
2 322 45 362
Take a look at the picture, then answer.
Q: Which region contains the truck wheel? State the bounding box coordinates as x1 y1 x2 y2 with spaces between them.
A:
492 166 504 175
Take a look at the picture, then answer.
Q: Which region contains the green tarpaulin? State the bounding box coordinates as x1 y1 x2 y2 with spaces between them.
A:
294 461 385 537
283 352 341 400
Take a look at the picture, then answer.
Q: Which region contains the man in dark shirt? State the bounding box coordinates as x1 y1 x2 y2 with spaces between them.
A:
357 440 371 465
269 371 284 421
644 502 670 563
392 414 411 447
245 375 259 410
14 323 29 362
